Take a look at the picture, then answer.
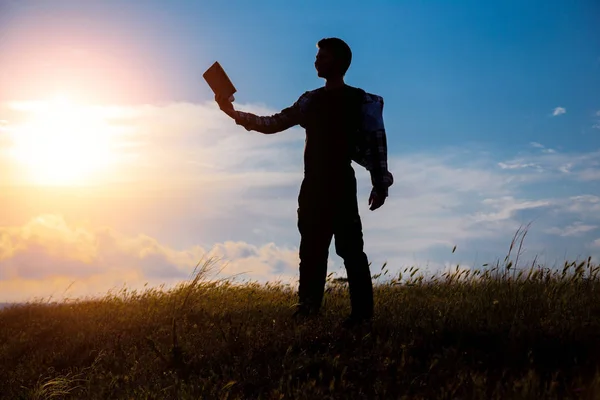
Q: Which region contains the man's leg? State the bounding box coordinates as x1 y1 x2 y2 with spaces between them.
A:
296 205 334 315
333 195 374 320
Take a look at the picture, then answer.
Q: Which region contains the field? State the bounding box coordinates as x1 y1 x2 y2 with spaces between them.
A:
1 251 600 399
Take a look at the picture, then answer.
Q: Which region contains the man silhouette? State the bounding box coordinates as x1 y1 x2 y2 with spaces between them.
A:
215 37 393 328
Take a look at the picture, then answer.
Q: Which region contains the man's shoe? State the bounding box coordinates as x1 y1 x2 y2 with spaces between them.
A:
292 306 319 321
341 314 372 329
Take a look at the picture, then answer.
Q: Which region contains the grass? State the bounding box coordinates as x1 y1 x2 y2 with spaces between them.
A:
1 231 600 399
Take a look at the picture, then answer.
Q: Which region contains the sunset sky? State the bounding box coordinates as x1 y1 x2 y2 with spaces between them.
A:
1 0 599 303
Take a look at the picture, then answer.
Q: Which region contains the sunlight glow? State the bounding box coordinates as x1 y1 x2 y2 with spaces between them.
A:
8 94 120 186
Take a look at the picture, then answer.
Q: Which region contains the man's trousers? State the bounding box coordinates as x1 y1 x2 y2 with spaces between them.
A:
296 174 374 318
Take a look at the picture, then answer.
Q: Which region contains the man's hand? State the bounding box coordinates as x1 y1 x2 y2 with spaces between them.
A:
368 190 386 211
215 94 236 118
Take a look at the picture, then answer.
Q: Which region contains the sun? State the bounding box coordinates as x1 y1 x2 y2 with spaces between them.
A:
9 94 118 186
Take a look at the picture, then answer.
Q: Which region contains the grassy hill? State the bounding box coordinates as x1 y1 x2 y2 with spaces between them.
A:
1 258 600 399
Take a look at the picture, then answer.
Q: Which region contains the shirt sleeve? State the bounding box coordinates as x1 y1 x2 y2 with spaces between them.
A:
357 93 394 197
233 92 310 134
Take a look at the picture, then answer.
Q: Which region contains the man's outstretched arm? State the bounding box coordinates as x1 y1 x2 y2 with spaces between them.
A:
216 93 309 134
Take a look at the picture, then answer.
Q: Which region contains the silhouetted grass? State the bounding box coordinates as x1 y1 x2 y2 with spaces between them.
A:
1 243 600 399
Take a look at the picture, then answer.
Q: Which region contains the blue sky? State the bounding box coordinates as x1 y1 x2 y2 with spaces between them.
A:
0 0 599 302
2 1 599 151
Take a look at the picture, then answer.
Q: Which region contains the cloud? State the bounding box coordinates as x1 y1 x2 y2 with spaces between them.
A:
0 214 301 302
498 162 542 171
564 195 600 215
471 197 551 223
578 169 600 181
2 100 600 302
498 148 600 181
592 111 600 130
529 142 557 155
545 222 598 237
559 163 572 173
552 107 566 116
592 239 600 248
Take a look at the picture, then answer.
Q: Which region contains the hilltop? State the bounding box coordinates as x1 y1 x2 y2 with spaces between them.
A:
1 258 600 399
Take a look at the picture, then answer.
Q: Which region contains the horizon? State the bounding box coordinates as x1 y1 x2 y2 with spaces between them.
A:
1 0 599 303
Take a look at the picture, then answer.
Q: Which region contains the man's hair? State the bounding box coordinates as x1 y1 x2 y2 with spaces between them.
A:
317 37 352 76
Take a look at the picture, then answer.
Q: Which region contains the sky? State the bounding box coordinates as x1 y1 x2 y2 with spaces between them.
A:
0 0 599 303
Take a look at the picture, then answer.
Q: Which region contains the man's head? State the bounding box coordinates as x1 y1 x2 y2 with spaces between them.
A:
315 37 352 79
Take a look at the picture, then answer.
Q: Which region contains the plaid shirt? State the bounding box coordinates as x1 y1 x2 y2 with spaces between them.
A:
233 88 394 197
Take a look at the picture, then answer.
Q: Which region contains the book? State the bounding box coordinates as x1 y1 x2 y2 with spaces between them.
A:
203 61 237 101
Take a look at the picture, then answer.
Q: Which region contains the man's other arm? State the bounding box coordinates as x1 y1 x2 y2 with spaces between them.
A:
357 94 394 198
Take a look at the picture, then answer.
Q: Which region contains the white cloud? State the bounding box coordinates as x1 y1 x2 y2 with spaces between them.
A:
0 214 301 302
552 107 566 116
498 162 540 170
499 148 600 180
529 142 557 154
545 222 598 237
592 239 600 248
2 100 600 302
471 197 551 223
559 163 572 173
565 195 600 215
578 169 600 181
